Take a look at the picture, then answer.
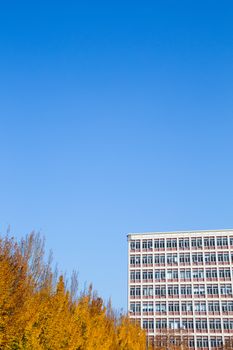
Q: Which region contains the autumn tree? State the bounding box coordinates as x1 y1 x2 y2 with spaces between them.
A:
0 233 147 350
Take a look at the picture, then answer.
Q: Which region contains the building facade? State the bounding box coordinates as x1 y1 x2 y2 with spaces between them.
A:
128 230 233 349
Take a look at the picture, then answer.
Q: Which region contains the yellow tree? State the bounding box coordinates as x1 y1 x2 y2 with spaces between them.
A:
117 316 146 350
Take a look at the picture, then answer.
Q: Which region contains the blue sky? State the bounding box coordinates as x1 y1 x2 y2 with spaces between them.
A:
0 1 233 309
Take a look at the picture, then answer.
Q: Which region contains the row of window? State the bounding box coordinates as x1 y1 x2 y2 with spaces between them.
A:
141 318 233 331
130 284 233 297
148 336 223 349
130 236 233 251
130 268 232 281
130 301 233 313
130 252 233 266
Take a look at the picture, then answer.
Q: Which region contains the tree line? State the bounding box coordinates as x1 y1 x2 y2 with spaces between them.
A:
0 233 146 349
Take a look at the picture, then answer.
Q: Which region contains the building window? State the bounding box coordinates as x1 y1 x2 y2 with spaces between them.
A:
167 269 178 280
193 269 204 279
130 286 141 297
220 284 232 296
142 254 153 265
207 285 219 296
130 241 135 250
142 286 153 297
169 319 180 329
168 285 179 296
155 303 166 313
205 253 216 263
208 302 220 313
219 268 231 279
143 270 153 281
142 302 154 313
193 285 205 295
181 302 193 312
143 319 154 330
182 319 193 330
155 254 165 265
209 319 221 331
168 303 179 312
130 302 141 313
217 236 228 247
196 319 208 330
195 302 207 312
181 285 192 296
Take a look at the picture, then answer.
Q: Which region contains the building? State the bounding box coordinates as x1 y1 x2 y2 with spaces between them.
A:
128 229 233 349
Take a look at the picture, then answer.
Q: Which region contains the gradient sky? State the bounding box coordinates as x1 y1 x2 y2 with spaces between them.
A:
0 1 233 309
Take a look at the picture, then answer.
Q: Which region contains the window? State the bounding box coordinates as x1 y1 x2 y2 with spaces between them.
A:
181 302 192 312
179 238 184 248
130 255 135 265
207 285 219 296
180 253 190 264
209 319 221 331
142 302 153 313
191 238 197 248
155 254 165 265
130 302 135 313
221 284 232 295
135 240 140 250
167 269 178 279
193 285 205 295
148 270 153 280
135 255 141 265
143 286 153 297
155 270 165 281
205 253 216 263
155 303 166 312
182 319 193 330
130 241 135 250
219 269 231 278
130 302 141 313
171 239 177 248
135 286 141 296
168 285 179 296
191 238 202 248
193 269 204 279
168 303 179 312
197 338 208 348
223 319 233 330
143 319 154 330
167 254 178 265
130 286 141 297
179 238 190 249
156 319 167 329
217 236 228 247
155 286 166 297
142 239 152 250
130 271 135 281
169 319 180 329
189 338 195 348
183 269 191 279
222 302 233 312
206 268 217 279
208 302 220 313
195 302 206 312
180 285 192 296
196 319 207 330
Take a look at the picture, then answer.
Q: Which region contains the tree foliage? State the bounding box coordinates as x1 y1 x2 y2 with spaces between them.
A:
0 233 146 350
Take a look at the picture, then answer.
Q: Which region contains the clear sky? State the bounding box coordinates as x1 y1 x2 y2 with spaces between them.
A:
0 1 233 310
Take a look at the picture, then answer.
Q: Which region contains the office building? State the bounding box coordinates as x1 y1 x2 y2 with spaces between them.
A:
128 230 233 349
